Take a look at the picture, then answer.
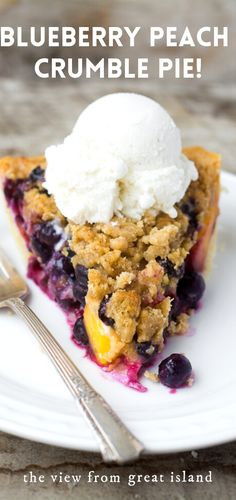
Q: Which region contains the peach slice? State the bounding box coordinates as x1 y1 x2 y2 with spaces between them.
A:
83 299 125 365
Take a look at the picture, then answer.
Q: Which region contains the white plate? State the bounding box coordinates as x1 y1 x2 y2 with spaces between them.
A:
0 171 236 454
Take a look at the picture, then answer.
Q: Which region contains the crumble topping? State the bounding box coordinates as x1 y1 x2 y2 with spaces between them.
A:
86 268 111 301
143 370 159 383
137 260 163 302
106 289 141 343
168 247 189 267
23 188 64 222
137 306 165 344
169 312 190 336
69 214 187 271
0 156 46 180
114 271 136 290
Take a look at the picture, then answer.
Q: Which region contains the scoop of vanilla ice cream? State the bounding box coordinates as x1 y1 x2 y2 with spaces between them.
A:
45 93 198 224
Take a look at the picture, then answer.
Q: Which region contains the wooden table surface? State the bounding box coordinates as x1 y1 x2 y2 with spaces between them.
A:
0 1 236 499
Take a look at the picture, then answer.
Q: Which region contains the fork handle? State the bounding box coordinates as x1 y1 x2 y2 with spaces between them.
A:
5 297 143 463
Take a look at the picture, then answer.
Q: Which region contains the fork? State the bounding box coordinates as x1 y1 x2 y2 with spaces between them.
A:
0 248 144 463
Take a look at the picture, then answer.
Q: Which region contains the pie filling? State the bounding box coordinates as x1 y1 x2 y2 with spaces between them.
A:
0 147 220 391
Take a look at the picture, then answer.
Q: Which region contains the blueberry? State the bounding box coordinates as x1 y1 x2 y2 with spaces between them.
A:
158 353 192 388
73 317 89 346
181 198 196 219
136 341 158 359
49 268 75 307
73 265 88 306
163 328 170 344
4 179 23 206
30 223 63 262
50 268 68 286
52 253 75 278
98 296 115 327
31 235 52 262
4 179 17 199
169 296 182 321
38 188 51 197
49 270 70 303
29 166 45 182
67 248 76 259
48 253 76 305
177 271 205 309
157 258 185 279
56 298 75 311
75 264 88 281
181 198 198 234
34 222 61 247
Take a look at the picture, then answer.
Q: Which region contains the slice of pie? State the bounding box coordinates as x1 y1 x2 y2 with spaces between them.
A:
0 147 220 391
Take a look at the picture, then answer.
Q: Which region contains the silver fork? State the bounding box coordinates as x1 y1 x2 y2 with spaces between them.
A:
0 248 143 463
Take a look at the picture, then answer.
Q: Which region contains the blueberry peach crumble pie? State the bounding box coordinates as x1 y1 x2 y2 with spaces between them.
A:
0 93 220 391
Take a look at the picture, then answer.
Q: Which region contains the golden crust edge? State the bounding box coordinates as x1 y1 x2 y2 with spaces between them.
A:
0 189 29 261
